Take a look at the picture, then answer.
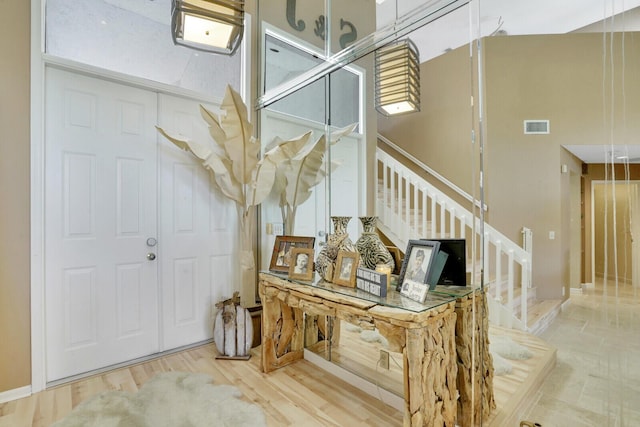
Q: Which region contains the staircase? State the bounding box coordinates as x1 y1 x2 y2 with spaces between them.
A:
375 145 558 333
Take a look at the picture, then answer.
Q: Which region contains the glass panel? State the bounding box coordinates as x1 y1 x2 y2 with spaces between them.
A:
264 33 323 92
482 3 640 426
263 33 361 129
261 271 460 312
45 0 241 97
257 0 377 59
258 0 482 421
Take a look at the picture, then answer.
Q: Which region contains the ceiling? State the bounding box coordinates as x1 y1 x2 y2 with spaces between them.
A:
564 145 640 164
378 0 640 63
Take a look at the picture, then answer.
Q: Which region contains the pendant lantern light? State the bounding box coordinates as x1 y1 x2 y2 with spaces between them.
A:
171 0 244 55
375 39 421 116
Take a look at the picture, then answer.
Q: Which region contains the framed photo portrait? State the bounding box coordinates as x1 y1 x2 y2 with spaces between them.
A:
334 250 360 287
269 236 316 273
288 247 314 281
397 240 441 291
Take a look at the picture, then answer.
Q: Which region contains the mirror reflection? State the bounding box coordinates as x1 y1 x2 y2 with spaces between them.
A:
258 1 640 426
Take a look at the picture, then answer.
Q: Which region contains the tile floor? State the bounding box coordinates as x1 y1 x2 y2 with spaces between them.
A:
523 280 640 426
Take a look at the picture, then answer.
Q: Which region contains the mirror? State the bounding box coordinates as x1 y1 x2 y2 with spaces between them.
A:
257 0 480 422
257 1 640 425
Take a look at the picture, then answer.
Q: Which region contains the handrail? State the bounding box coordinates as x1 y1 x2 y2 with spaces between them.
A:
378 134 487 212
376 146 533 330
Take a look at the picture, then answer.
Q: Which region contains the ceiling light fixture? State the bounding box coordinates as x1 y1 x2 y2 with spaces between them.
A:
375 39 421 116
171 0 244 55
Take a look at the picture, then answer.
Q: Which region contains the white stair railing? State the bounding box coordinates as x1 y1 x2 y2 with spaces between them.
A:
376 147 533 330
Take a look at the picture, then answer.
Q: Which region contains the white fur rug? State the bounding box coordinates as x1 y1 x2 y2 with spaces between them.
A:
490 334 533 360
51 371 267 427
489 333 533 376
490 351 513 375
347 323 390 349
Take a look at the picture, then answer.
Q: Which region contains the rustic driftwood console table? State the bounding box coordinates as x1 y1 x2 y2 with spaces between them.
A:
258 272 493 427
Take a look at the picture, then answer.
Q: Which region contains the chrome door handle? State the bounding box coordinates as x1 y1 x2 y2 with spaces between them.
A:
147 252 156 261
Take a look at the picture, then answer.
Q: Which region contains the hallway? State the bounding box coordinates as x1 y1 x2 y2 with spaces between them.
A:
523 279 640 426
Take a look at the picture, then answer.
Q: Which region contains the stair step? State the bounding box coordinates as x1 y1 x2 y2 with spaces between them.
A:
486 283 537 311
525 299 562 335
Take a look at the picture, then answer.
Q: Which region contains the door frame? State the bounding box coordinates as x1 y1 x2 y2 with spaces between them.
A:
30 0 251 392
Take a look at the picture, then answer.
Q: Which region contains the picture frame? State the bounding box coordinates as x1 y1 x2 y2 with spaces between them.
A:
397 239 441 291
400 278 430 303
288 247 315 281
333 250 360 287
269 235 316 273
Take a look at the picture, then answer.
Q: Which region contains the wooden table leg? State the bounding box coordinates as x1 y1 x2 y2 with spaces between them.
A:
259 282 304 373
455 291 495 426
404 307 457 426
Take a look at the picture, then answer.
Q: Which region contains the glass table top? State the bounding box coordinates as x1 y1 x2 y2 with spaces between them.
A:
260 271 475 313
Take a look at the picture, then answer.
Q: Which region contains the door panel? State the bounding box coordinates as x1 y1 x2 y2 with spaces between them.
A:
157 94 236 350
45 68 159 382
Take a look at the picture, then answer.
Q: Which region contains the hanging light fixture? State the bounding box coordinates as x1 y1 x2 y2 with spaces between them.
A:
171 0 245 55
375 39 421 116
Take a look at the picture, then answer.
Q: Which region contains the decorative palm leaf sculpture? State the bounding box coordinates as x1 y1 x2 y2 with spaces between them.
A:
157 85 357 303
156 85 311 305
269 123 358 235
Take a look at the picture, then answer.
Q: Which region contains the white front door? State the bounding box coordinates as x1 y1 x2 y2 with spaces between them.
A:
44 70 232 382
157 94 237 350
45 68 159 381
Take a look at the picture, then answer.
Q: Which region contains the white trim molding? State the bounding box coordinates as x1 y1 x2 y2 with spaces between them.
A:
0 386 31 405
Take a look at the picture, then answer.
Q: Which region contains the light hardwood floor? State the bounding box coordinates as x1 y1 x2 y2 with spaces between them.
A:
0 344 402 427
0 325 556 427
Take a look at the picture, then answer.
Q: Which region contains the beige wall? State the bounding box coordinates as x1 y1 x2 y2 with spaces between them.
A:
0 0 31 392
483 33 640 299
377 43 476 199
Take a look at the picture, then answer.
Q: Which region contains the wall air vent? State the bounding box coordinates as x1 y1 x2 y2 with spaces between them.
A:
524 120 549 134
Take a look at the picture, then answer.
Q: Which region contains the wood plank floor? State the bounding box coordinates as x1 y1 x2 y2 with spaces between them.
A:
0 325 556 427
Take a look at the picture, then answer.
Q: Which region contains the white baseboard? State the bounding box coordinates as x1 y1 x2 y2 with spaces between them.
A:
569 287 583 295
0 385 31 404
303 349 404 412
582 282 594 290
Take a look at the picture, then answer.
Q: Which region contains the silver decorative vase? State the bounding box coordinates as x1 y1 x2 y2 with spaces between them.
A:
355 216 395 271
315 216 357 282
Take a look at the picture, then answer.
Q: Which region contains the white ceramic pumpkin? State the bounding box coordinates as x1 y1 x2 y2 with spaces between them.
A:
213 302 253 358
